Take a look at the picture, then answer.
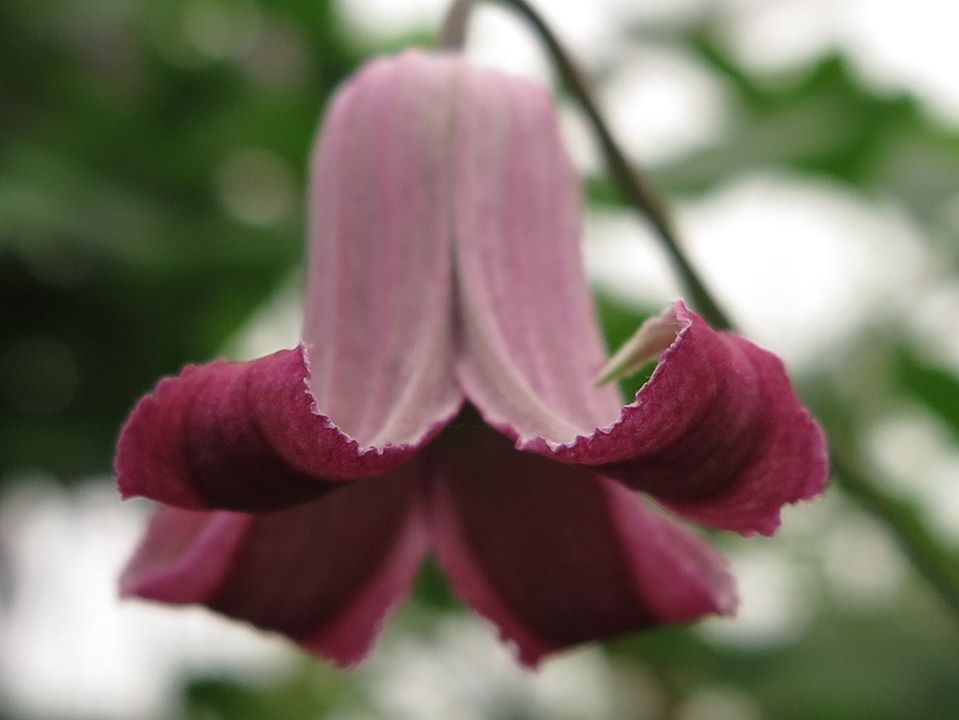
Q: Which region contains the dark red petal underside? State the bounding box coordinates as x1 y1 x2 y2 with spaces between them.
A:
117 346 452 512
121 464 429 666
428 418 735 666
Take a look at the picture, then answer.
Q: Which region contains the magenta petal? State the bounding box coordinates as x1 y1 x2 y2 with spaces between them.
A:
117 346 452 511
429 423 735 667
521 303 829 535
121 465 429 666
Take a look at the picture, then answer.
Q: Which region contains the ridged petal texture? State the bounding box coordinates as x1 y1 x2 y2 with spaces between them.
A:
118 50 827 668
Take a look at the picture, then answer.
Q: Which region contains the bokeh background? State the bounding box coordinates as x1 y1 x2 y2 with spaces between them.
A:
2 0 959 718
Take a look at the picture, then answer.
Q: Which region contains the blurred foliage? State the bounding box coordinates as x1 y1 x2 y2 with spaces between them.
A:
0 0 361 478
896 348 959 441
182 662 356 720
3 0 959 719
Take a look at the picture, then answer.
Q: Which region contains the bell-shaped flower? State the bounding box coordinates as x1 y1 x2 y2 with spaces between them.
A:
117 51 827 667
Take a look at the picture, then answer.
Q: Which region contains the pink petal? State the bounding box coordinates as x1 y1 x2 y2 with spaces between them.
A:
116 346 451 511
520 303 828 535
429 420 736 667
454 66 624 443
303 51 463 448
121 464 429 667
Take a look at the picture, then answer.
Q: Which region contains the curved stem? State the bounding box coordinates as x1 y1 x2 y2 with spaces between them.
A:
439 0 474 50
439 0 733 330
440 0 959 628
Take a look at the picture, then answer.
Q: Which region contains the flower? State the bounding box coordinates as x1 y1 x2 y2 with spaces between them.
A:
116 50 828 668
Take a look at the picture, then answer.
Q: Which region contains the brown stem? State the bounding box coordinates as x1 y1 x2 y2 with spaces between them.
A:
439 0 475 50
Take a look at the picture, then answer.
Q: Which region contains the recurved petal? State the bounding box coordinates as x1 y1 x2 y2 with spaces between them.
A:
116 346 453 511
120 465 429 667
520 303 829 536
428 421 736 667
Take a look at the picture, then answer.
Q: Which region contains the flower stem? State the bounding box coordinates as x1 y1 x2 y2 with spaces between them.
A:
439 0 959 628
439 0 474 50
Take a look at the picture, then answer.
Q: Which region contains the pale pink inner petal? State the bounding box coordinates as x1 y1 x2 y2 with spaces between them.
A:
303 51 464 448
452 65 623 444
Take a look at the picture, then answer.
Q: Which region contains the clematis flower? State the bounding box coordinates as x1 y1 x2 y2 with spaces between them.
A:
117 50 828 667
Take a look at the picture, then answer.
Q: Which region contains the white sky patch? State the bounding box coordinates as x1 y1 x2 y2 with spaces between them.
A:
867 406 959 548
333 0 449 42
585 171 930 368
698 546 817 650
911 281 959 372
459 4 552 85
867 406 955 499
603 0 711 24
718 0 959 125
0 478 296 720
716 0 840 74
558 103 602 175
922 459 959 546
599 46 733 167
842 0 959 125
675 685 763 720
336 0 613 70
583 209 682 308
361 616 621 720
337 0 959 126
681 173 929 366
820 511 906 611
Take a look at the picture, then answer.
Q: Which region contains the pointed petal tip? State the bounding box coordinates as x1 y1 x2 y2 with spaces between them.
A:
717 584 740 618
117 574 165 603
597 304 688 387
116 578 139 600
